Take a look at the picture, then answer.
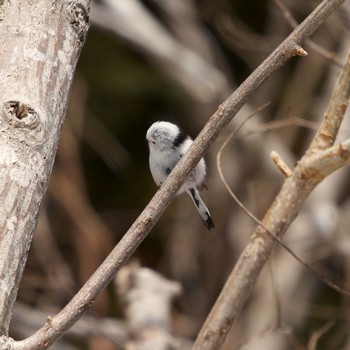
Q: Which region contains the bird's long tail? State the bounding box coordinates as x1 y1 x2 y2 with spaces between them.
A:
186 188 215 230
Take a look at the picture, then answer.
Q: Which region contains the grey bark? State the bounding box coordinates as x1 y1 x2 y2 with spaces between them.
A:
0 0 90 336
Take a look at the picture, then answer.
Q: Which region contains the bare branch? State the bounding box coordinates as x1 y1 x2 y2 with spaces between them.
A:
307 321 335 350
193 53 350 350
272 0 344 68
270 151 292 177
11 304 127 348
303 139 350 178
308 56 350 152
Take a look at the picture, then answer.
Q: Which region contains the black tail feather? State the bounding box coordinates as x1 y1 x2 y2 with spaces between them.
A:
187 188 215 230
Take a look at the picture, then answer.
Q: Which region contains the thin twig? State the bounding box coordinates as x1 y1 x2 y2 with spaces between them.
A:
271 150 292 177
272 0 344 68
307 321 335 350
215 109 350 297
239 117 319 137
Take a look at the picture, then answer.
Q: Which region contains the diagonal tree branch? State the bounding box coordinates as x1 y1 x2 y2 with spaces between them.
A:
308 56 350 152
5 0 346 349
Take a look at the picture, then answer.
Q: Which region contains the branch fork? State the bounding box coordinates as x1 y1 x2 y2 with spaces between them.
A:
194 53 350 350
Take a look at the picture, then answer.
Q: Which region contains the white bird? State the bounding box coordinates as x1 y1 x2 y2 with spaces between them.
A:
146 121 215 230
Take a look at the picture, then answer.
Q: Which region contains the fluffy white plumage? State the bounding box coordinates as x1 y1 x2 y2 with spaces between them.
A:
146 121 214 230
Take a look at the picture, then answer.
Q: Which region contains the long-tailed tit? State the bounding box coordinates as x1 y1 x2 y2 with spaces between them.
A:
146 121 215 230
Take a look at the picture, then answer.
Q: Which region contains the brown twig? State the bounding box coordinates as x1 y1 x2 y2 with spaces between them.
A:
308 56 350 152
270 150 292 177
307 321 335 350
239 117 319 136
9 1 346 349
272 0 344 68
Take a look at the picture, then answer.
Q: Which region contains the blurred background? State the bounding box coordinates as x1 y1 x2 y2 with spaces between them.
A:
10 0 350 349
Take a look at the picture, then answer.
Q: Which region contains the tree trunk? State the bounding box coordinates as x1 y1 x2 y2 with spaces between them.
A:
0 0 90 335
